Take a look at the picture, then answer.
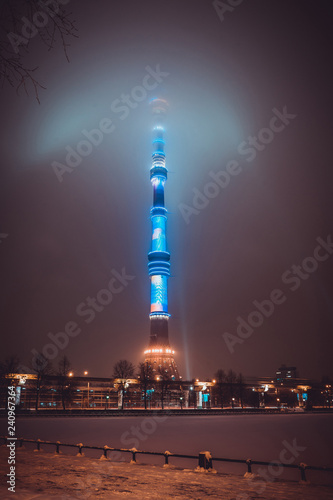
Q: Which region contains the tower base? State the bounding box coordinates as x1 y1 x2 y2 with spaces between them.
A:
144 347 180 380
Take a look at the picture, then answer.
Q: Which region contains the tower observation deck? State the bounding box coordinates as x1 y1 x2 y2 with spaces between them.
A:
144 98 179 380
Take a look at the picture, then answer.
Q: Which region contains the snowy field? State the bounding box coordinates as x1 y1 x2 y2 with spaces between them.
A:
1 413 333 498
1 447 333 500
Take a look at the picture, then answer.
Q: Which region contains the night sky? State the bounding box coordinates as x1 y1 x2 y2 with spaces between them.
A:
1 0 333 381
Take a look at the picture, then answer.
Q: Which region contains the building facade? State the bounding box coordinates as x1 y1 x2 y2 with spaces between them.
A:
2 372 326 412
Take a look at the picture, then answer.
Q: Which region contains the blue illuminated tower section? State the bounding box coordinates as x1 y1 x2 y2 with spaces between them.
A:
144 98 179 380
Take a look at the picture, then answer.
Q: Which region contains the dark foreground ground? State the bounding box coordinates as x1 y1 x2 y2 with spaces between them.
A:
1 447 333 500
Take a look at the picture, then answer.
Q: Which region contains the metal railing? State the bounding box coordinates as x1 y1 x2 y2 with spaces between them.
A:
1 436 333 483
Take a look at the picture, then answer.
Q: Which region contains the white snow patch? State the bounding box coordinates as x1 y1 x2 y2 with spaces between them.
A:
244 472 255 478
195 466 208 473
163 463 175 469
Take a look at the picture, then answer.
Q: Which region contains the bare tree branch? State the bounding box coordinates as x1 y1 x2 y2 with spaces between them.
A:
0 0 78 101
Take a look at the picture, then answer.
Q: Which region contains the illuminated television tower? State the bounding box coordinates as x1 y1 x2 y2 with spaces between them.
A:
144 98 179 380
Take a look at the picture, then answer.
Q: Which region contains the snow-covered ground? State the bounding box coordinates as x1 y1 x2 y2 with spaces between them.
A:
1 447 333 499
1 413 333 498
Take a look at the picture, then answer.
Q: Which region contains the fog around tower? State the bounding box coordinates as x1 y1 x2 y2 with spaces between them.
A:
0 0 332 380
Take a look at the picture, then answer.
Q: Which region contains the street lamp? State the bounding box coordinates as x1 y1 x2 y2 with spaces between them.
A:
83 371 89 408
83 370 90 409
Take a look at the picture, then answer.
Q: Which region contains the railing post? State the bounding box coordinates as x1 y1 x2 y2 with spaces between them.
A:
299 463 307 482
198 451 213 470
77 443 83 456
103 446 108 459
164 451 171 466
246 459 252 474
19 439 23 448
131 450 136 463
55 441 60 454
36 439 41 451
